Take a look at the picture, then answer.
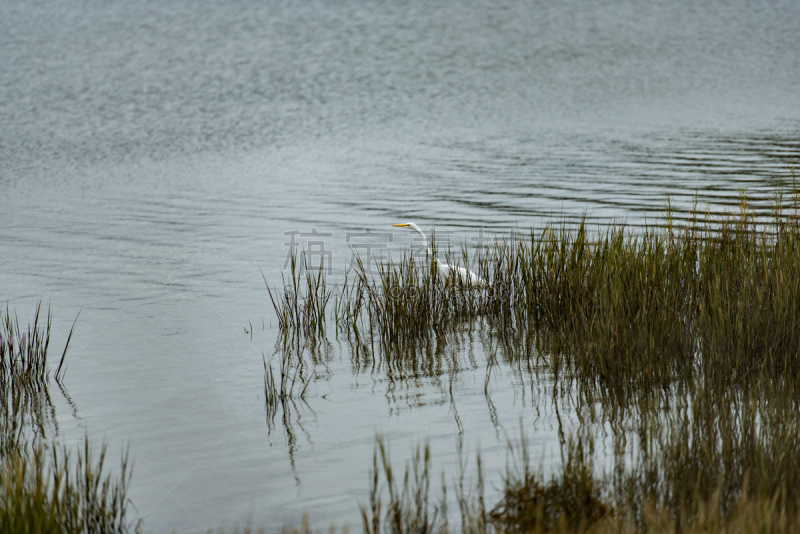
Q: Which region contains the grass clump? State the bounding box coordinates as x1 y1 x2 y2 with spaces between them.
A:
1 301 77 455
360 436 486 534
353 431 610 534
0 439 138 534
696 207 800 382
267 181 800 393
619 378 800 529
350 389 800 534
268 179 800 533
361 437 442 534
263 256 333 336
0 302 139 533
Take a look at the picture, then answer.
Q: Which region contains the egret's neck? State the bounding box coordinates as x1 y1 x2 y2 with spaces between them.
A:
408 223 446 267
410 224 432 257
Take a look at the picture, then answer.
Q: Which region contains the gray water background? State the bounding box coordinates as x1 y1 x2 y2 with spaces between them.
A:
2 0 799 531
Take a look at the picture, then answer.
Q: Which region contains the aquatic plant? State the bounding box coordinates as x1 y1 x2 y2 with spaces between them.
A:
351 385 800 533
0 438 138 534
1 302 77 455
263 255 332 335
360 436 483 534
267 182 800 392
269 180 800 533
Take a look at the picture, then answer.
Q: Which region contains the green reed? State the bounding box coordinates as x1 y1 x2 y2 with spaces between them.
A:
360 435 488 534
1 301 78 387
0 303 138 533
264 254 332 336
1 302 78 455
268 182 800 394
269 180 800 533
0 438 138 534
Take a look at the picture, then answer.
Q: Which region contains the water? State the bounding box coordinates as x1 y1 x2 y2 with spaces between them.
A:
1 0 799 530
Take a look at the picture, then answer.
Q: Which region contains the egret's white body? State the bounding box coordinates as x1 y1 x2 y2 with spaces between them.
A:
392 222 488 288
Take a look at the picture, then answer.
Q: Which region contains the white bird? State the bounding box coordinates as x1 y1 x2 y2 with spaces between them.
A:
392 222 488 288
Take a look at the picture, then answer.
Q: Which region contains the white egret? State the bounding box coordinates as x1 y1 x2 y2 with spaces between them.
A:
392 222 488 288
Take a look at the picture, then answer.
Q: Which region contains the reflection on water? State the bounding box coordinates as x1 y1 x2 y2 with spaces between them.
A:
0 303 84 468
269 297 800 529
1 304 60 453
264 334 321 486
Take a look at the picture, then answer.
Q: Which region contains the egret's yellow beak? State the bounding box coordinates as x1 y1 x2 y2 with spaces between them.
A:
392 224 410 227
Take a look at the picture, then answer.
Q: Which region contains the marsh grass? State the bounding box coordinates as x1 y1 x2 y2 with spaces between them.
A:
268 182 800 394
264 256 333 335
1 301 51 386
360 436 488 534
0 303 138 533
347 379 800 534
0 438 138 534
1 302 77 455
271 181 800 533
621 378 800 527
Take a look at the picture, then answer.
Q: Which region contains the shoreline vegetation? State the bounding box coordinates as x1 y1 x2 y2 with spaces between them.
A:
1 304 138 534
268 183 800 533
4 182 800 532
270 184 800 378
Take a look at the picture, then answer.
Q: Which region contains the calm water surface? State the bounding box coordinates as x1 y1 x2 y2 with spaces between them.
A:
2 0 799 531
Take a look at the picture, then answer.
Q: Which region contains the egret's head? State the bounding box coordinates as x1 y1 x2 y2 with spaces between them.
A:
392 222 423 234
